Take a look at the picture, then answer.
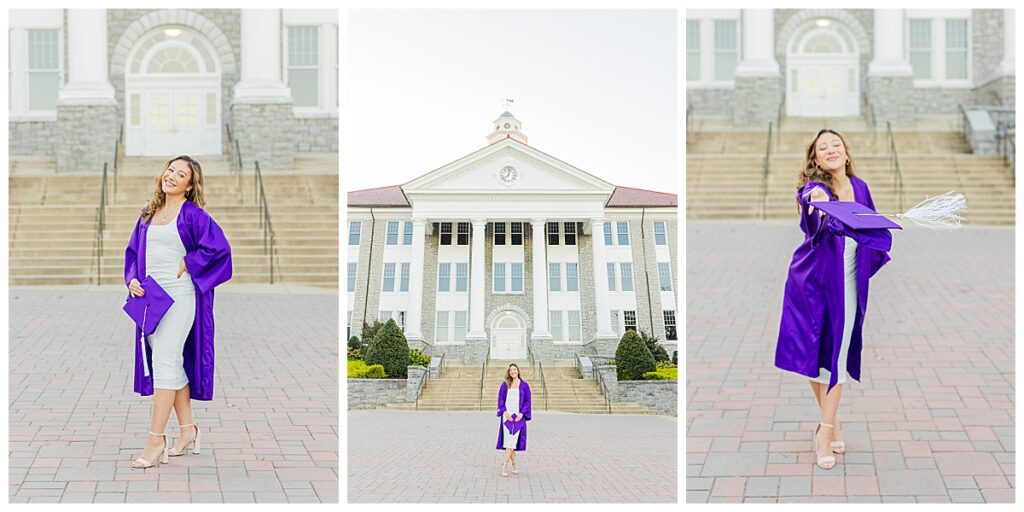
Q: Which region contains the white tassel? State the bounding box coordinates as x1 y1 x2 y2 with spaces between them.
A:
894 191 967 230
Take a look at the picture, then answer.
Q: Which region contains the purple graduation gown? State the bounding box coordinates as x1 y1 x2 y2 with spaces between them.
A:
124 200 233 400
496 380 532 451
775 177 892 392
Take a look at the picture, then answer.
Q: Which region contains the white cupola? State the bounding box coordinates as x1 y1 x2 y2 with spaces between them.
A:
486 111 528 145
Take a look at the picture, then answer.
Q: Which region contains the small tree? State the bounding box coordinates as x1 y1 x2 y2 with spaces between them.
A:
615 330 656 380
672 350 678 366
636 330 669 362
364 319 410 378
361 321 384 347
348 336 362 351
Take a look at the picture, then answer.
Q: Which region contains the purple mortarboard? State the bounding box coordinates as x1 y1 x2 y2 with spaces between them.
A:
504 417 525 436
809 201 903 230
122 276 174 335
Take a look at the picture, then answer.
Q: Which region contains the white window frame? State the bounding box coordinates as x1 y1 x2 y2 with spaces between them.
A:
438 263 451 292
565 263 579 292
566 310 582 342
620 263 634 292
435 311 450 343
664 310 678 341
616 221 630 246
493 222 507 246
685 11 741 89
653 221 668 246
435 310 467 344
549 310 564 341
607 262 618 292
399 263 410 292
9 22 63 120
348 221 361 245
282 14 339 117
548 263 561 292
493 263 507 293
510 263 524 292
906 11 973 88
402 221 413 245
347 262 357 292
381 262 396 293
658 262 673 292
455 263 469 292
385 221 399 245
603 222 614 246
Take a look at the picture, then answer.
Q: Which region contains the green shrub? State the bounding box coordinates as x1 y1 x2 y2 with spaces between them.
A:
361 321 383 346
348 336 362 351
615 330 656 380
656 360 676 369
643 368 678 380
672 350 678 366
347 347 363 360
365 319 410 379
363 364 386 378
348 360 368 378
637 330 670 362
408 348 431 367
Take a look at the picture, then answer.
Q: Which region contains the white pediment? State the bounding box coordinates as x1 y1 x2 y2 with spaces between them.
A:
403 139 615 196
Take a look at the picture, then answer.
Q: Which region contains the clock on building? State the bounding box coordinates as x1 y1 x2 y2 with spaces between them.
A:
498 165 519 186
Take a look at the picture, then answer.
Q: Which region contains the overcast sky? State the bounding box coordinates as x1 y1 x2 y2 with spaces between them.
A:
344 9 677 193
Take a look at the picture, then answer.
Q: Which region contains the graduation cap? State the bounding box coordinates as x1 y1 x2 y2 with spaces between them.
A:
123 275 174 335
503 417 525 436
813 191 967 230
809 200 902 231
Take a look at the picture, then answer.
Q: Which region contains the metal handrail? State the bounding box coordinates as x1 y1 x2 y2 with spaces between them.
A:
478 359 487 412
761 121 773 220
95 162 109 284
593 363 612 414
685 103 694 139
113 124 123 198
886 121 905 212
417 352 444 410
225 124 244 201
253 161 277 284
526 341 535 371
776 92 785 150
538 362 549 411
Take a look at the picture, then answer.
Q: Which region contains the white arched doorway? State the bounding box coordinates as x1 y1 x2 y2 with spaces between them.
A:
125 26 222 156
490 311 527 360
786 20 860 117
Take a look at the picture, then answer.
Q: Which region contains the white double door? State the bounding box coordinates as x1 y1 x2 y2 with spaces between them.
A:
786 56 860 117
126 83 220 156
491 329 527 360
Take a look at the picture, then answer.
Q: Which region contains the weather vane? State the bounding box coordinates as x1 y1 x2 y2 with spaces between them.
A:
500 97 515 111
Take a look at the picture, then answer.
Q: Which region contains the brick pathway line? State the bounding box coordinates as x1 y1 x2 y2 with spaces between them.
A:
685 222 1015 503
9 287 339 503
348 410 678 503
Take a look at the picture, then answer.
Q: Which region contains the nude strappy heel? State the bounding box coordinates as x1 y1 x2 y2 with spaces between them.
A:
168 423 200 456
131 432 168 469
814 423 836 469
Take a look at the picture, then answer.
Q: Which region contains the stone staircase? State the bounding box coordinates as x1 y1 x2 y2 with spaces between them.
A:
687 117 1014 225
8 153 339 286
385 361 653 414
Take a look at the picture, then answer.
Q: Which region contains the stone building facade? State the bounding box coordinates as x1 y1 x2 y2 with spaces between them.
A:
347 113 679 364
8 8 338 172
687 9 1015 126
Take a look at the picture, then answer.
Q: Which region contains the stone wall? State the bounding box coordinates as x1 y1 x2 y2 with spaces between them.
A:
618 381 678 416
346 365 427 410
230 101 296 170
867 76 916 127
733 76 783 128
294 116 339 153
9 120 58 157
56 103 120 173
686 88 735 116
628 219 659 341
972 10 1005 87
975 76 1015 109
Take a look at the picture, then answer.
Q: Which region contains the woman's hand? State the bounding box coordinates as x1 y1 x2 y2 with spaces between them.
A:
503 413 511 422
128 278 144 297
177 259 189 279
808 187 828 217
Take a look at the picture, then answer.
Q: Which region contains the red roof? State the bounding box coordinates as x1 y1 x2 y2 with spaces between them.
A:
606 186 677 207
347 185 409 207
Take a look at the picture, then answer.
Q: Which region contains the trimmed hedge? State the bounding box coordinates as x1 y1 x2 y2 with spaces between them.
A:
365 319 410 379
348 360 386 379
408 348 431 367
642 368 678 380
615 330 656 380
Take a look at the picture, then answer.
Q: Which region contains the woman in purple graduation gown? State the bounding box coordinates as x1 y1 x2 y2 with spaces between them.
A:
496 363 532 477
775 130 892 470
124 155 232 469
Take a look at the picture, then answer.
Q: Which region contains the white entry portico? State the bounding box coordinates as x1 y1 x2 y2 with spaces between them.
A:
786 19 861 117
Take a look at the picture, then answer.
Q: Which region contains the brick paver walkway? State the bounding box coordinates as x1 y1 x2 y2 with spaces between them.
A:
9 285 339 503
348 410 677 503
686 222 1014 503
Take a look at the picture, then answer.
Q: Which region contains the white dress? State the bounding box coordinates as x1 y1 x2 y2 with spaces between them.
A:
145 210 196 390
502 383 522 449
812 236 857 385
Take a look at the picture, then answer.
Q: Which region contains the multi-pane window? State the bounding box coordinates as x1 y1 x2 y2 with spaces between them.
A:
438 263 451 292
549 263 561 291
385 221 399 245
378 311 406 331
664 310 677 341
607 263 617 291
549 311 563 340
686 19 700 81
399 263 410 292
27 29 59 112
493 263 506 292
564 222 577 245
457 222 470 245
548 222 560 246
510 222 523 245
348 221 361 245
603 222 613 246
287 26 319 108
567 311 582 342
511 263 524 292
611 311 621 337
620 263 634 292
435 311 449 343
624 310 637 333
455 263 468 292
439 222 453 245
403 221 413 245
909 19 932 80
617 222 630 245
713 20 738 81
908 17 971 82
654 222 667 246
382 263 396 292
658 263 673 291
566 263 579 292
453 311 468 342
945 19 968 80
494 222 506 245
347 262 357 292
436 311 467 343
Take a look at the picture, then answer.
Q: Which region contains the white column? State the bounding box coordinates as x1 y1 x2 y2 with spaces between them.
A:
999 9 1015 76
58 9 115 103
466 219 488 340
590 219 616 339
233 9 291 100
734 9 779 76
530 219 552 340
404 220 427 341
868 9 914 76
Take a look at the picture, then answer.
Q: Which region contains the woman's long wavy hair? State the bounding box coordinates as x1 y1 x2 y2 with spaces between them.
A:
141 155 206 222
504 363 522 388
795 129 857 213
